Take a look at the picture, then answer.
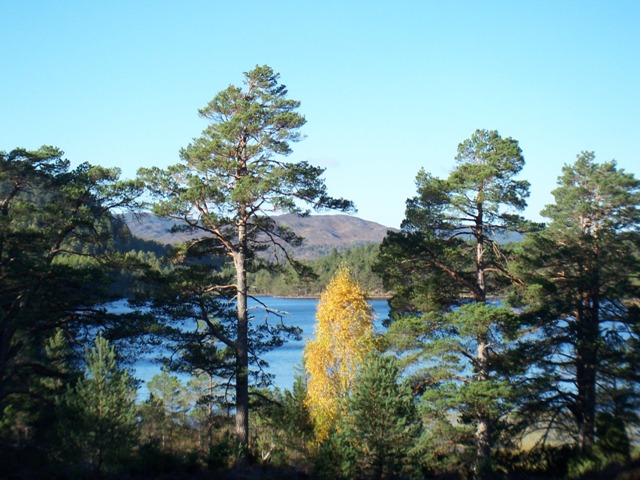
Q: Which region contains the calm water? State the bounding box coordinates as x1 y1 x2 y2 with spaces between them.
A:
260 297 390 391
131 296 390 397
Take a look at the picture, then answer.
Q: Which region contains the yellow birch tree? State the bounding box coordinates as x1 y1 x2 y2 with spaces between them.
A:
303 266 375 441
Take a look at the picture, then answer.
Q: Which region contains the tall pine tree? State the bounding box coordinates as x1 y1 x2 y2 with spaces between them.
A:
376 129 531 476
512 151 640 452
138 65 353 452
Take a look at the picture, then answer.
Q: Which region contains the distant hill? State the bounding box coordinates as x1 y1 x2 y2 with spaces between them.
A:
123 213 192 245
122 213 396 259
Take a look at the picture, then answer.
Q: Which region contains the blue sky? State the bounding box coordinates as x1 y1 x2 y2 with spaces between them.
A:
2 1 639 228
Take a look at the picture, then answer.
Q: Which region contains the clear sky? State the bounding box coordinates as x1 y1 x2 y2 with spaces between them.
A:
2 1 639 228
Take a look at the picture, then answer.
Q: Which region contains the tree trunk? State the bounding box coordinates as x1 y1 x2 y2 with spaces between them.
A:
576 356 597 452
575 302 599 452
474 200 492 475
234 220 250 455
476 337 491 464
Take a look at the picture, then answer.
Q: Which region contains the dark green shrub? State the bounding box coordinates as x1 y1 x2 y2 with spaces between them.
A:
207 433 242 472
495 444 576 478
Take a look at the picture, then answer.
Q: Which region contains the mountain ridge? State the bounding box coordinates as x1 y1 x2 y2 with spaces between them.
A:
122 213 396 259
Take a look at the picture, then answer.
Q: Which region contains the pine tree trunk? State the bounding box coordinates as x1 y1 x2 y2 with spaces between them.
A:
474 201 492 475
576 357 597 452
234 220 250 455
576 303 599 452
476 337 491 465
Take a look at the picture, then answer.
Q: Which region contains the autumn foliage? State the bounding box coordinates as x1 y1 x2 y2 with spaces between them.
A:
303 266 375 441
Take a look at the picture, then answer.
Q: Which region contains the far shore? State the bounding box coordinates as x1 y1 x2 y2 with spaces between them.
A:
252 293 392 300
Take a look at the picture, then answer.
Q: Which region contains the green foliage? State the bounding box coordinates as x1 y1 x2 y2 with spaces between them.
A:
143 369 193 451
3 122 639 479
138 64 353 261
494 445 576 478
313 433 355 480
55 333 139 474
250 374 315 469
564 413 633 478
385 303 519 409
0 328 81 473
377 129 533 311
206 432 245 473
139 368 228 459
595 413 631 463
129 368 239 477
511 151 640 451
334 352 421 479
141 263 300 402
0 146 147 473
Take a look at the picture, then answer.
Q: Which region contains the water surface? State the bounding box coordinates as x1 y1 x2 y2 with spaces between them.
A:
131 296 390 397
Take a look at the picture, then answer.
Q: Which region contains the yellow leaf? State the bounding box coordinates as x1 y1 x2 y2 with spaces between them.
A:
303 266 375 441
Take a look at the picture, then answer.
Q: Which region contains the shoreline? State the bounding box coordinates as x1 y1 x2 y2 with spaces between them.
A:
252 293 392 300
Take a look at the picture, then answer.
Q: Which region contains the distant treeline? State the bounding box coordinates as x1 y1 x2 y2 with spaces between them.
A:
249 243 385 297
110 225 384 299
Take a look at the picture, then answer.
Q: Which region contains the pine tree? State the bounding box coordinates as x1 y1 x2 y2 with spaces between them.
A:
304 266 375 441
512 152 640 452
138 66 353 451
145 369 192 451
376 129 532 476
336 352 420 480
0 146 142 409
59 332 139 474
